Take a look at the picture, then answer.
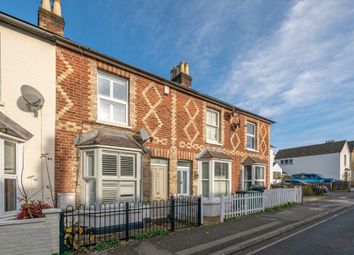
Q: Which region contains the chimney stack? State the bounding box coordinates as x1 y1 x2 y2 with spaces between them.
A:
170 61 192 88
38 0 65 36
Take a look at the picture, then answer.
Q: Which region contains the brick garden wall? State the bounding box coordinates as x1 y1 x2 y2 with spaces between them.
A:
55 44 271 202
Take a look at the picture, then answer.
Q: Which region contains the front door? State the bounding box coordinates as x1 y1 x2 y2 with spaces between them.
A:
151 159 168 200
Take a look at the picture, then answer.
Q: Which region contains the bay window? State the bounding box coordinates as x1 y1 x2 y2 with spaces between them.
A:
243 165 265 190
81 148 141 204
97 72 129 126
199 160 231 199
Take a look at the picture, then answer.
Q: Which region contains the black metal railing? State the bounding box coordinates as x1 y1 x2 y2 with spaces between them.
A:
60 196 201 253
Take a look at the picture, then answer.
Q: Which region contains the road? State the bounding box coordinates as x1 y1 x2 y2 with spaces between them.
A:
241 207 354 255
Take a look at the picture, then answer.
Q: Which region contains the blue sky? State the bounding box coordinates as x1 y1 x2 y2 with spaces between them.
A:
1 0 354 149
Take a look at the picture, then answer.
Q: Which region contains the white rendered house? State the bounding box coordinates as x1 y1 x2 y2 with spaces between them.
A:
0 13 56 216
270 146 282 184
275 141 351 181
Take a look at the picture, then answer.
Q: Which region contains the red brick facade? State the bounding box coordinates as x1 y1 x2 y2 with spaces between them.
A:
55 43 271 203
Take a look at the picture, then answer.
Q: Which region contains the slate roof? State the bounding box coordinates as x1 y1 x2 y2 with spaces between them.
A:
242 156 267 165
0 111 33 141
197 149 231 160
348 141 354 152
275 141 346 159
74 128 143 150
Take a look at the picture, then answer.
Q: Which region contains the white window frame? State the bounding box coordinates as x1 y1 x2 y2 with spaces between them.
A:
198 159 232 200
246 122 257 151
0 137 23 217
97 71 129 127
206 108 221 144
242 164 266 190
177 161 190 196
81 147 141 205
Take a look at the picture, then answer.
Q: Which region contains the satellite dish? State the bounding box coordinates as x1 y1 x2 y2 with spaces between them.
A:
140 128 151 143
17 85 45 117
133 128 153 144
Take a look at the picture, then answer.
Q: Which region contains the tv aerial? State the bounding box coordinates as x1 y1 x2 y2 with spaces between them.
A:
17 85 45 117
133 128 153 144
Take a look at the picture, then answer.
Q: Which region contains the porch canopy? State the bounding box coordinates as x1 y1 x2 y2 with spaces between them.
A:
197 148 231 160
0 111 33 141
242 156 266 165
74 127 143 150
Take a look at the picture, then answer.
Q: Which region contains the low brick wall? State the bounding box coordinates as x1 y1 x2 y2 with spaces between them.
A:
0 209 61 255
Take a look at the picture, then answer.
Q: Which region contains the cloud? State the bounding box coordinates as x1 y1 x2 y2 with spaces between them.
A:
219 0 354 119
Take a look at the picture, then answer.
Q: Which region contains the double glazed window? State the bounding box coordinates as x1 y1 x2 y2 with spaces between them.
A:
82 149 140 204
177 161 190 195
280 159 293 165
243 165 265 190
246 122 256 150
206 108 220 143
1 140 19 216
97 72 129 126
200 160 231 199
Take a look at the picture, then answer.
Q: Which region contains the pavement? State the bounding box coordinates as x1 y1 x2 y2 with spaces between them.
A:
95 192 354 255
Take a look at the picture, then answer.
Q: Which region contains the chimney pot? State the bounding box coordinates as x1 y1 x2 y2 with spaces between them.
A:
53 0 62 17
41 0 51 11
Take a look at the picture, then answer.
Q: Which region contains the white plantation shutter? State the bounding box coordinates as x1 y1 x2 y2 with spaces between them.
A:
102 181 118 203
102 154 118 176
98 77 110 97
120 155 134 177
120 181 135 201
86 151 95 177
86 180 96 204
4 141 16 174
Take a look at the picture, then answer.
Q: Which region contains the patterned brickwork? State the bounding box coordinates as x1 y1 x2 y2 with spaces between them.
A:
55 45 272 201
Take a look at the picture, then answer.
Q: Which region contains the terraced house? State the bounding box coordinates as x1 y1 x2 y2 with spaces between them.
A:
2 0 274 210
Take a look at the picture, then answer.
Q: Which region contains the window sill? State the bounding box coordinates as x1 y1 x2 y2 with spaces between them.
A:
206 140 223 146
96 119 132 130
246 148 259 153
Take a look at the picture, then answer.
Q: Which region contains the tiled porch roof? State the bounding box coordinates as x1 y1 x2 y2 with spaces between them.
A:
0 111 33 141
197 149 231 160
74 128 143 150
242 156 267 165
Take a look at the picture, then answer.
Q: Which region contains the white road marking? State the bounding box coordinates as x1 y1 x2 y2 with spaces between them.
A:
246 208 353 255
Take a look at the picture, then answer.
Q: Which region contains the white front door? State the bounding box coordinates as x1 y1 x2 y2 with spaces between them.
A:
177 161 190 195
151 159 168 200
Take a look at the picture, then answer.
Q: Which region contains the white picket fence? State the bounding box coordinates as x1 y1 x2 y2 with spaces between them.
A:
220 187 302 222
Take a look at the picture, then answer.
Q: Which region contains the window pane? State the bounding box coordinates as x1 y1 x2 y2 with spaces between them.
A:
120 181 135 201
207 110 217 126
86 180 96 204
202 181 209 197
244 181 252 190
102 181 118 203
5 179 17 211
215 162 228 179
99 98 111 121
202 162 209 179
5 141 16 174
183 171 187 194
178 161 190 168
207 126 218 141
120 155 134 177
177 171 182 194
98 77 110 97
86 151 95 177
112 102 126 123
102 154 118 176
244 166 252 180
255 181 265 186
113 81 128 101
214 181 227 196
255 166 264 179
247 136 255 149
247 123 255 135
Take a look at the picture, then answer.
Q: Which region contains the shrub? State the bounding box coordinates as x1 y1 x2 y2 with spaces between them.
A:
17 200 52 220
